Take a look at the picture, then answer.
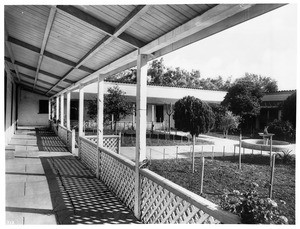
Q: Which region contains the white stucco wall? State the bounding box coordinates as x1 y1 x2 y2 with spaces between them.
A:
18 89 49 126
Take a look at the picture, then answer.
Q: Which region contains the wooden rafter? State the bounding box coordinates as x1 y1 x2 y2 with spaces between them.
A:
57 5 146 48
33 6 57 89
5 57 74 84
5 26 20 82
19 72 65 90
7 36 94 74
46 5 150 95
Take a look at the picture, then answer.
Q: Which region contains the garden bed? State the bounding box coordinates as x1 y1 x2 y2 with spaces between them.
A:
149 155 295 224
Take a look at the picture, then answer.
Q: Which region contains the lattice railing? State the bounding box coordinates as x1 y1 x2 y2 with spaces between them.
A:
85 135 120 154
139 169 240 224
78 136 135 210
77 136 241 224
79 137 98 174
100 148 136 211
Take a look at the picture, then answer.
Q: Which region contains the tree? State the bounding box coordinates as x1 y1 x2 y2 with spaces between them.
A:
87 86 132 132
209 103 227 131
174 96 215 136
104 86 132 132
281 91 296 129
242 73 278 93
174 96 215 172
221 79 263 133
220 111 241 138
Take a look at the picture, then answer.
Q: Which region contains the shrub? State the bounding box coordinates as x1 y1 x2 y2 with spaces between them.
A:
220 183 288 224
267 119 295 141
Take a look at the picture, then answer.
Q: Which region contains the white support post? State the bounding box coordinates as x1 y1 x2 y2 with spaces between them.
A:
48 99 51 120
66 91 71 130
60 94 64 126
134 52 148 220
56 96 59 121
132 104 135 128
151 105 155 122
96 76 104 179
78 85 84 137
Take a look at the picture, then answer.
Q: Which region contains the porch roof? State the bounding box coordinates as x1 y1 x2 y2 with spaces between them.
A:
5 4 284 97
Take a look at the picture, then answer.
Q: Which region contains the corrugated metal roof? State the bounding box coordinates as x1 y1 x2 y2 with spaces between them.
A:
4 4 285 97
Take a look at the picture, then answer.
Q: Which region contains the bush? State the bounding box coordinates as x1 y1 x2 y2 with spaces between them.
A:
220 183 288 224
267 119 295 141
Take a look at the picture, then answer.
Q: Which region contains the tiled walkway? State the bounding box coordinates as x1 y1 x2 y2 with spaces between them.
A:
6 127 140 225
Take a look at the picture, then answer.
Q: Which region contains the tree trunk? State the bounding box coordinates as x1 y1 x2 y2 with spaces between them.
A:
192 135 195 173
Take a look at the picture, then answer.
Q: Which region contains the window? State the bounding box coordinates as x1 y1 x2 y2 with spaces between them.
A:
39 100 49 114
156 105 164 122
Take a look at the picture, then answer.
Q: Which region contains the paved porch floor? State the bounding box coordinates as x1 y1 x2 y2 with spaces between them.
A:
6 127 140 225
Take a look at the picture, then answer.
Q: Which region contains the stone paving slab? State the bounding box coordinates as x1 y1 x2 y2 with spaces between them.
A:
6 127 140 225
6 211 56 225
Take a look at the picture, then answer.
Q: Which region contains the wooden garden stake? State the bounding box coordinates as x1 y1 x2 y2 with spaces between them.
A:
176 146 178 161
223 146 225 158
269 154 276 198
270 136 273 167
200 157 205 194
211 145 214 160
163 148 166 160
201 146 203 157
239 134 242 170
150 148 152 164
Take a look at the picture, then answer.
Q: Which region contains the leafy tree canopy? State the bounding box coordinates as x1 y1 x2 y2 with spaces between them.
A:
87 86 132 130
173 96 215 136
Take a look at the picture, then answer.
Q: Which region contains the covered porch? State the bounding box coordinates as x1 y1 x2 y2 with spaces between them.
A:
5 4 285 224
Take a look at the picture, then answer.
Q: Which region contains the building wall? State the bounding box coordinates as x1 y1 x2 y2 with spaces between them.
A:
18 89 49 126
5 71 18 145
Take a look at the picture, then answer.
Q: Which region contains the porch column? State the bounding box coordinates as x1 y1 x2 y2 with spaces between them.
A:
48 99 51 120
96 76 104 178
78 85 84 137
134 52 148 219
66 91 71 129
132 104 135 127
56 96 59 121
151 105 155 122
60 94 64 126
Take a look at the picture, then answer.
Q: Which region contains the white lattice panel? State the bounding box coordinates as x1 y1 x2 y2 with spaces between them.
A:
66 131 72 150
140 175 221 224
87 136 119 154
80 139 98 174
100 152 135 211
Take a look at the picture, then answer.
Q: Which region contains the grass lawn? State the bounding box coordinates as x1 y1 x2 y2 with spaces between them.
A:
149 155 295 224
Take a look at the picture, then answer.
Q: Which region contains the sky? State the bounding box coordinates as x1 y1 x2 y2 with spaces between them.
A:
157 3 298 91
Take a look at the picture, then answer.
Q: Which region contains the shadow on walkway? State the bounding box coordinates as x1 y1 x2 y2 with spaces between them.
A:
37 128 139 224
35 128 69 152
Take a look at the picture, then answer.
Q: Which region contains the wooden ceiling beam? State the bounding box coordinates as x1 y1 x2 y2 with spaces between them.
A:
33 6 57 89
46 5 149 95
5 57 74 84
56 5 146 48
5 26 20 82
7 36 94 74
18 72 65 90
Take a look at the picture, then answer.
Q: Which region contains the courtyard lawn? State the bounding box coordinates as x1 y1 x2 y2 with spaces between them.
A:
149 154 295 224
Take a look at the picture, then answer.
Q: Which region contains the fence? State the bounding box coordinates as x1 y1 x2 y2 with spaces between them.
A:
50 121 76 154
57 124 76 154
78 136 241 224
85 134 121 154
